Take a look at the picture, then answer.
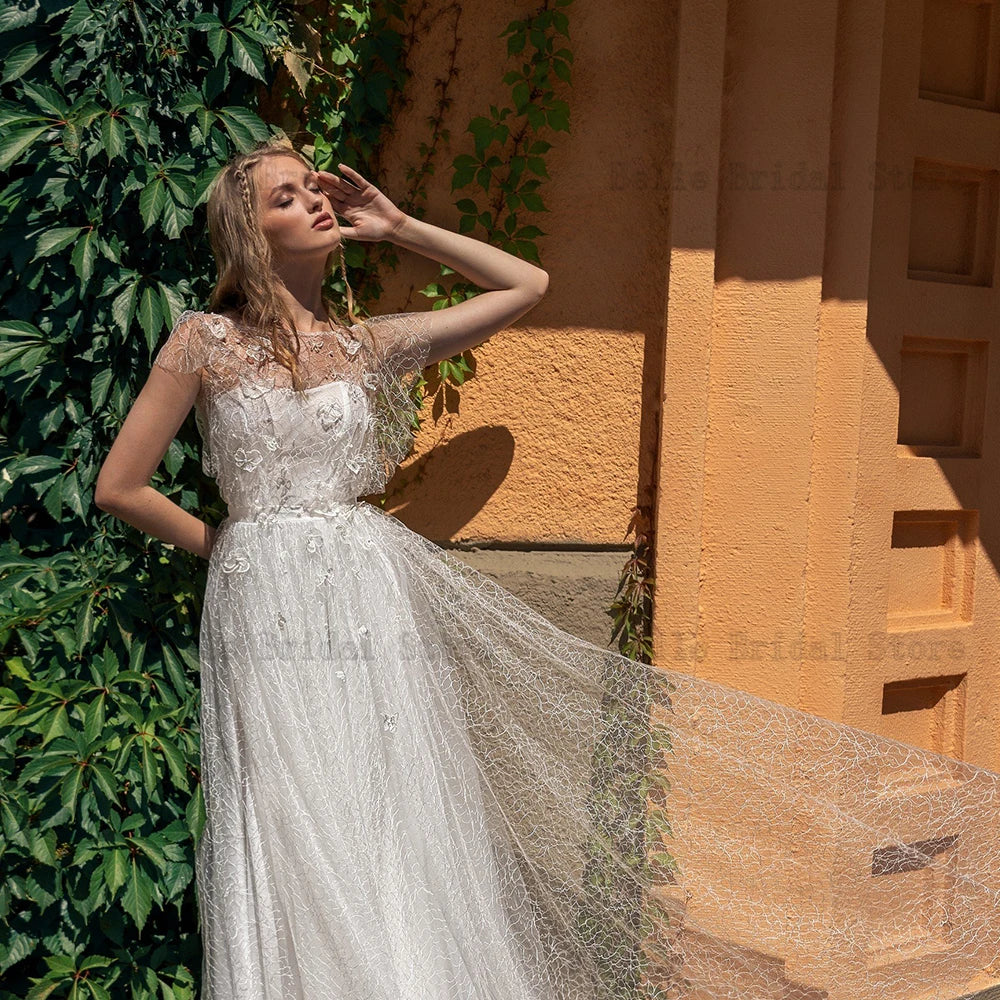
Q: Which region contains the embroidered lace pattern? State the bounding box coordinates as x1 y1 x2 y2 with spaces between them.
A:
153 308 431 507
149 308 1000 1000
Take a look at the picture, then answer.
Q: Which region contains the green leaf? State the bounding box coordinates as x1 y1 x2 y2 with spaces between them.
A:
139 178 166 228
0 3 39 32
0 321 50 371
138 285 165 349
101 113 126 161
40 703 72 746
230 32 266 82
28 828 58 866
33 227 84 259
60 764 85 818
90 366 114 412
74 592 97 652
83 692 107 743
89 763 118 800
111 282 139 335
2 40 49 84
86 982 112 1000
160 642 189 698
155 736 188 787
159 196 189 240
64 468 86 519
131 835 168 869
527 156 549 179
215 107 270 151
29 974 68 1000
511 81 530 112
545 101 570 131
20 80 68 117
70 228 98 284
122 859 154 930
186 783 206 841
141 738 158 790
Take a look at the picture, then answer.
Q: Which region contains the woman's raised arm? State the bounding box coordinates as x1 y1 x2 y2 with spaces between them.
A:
385 214 549 368
318 163 549 369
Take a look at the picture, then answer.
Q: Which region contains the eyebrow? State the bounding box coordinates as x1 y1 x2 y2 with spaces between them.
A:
268 172 313 197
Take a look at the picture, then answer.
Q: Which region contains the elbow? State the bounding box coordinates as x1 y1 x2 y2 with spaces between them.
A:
94 486 120 513
94 471 128 514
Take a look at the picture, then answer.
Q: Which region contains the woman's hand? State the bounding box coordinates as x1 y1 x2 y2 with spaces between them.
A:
315 163 407 243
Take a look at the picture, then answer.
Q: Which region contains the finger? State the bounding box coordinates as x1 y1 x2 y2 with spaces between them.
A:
315 169 345 191
331 207 353 225
325 185 356 207
336 163 366 190
318 174 358 207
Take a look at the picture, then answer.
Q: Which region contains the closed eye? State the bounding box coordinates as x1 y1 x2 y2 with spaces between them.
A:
278 186 323 208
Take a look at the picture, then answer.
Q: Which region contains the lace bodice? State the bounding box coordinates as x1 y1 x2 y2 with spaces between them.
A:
152 309 433 518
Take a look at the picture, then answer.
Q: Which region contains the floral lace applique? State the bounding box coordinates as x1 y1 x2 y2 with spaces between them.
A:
220 550 251 575
316 399 345 430
152 307 436 501
336 330 363 356
234 448 264 473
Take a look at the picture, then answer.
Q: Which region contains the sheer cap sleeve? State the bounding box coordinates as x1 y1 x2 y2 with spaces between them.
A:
355 310 434 382
352 311 435 492
152 309 212 377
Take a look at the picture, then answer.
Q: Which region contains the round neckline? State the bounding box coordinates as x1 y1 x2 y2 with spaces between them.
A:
214 311 355 337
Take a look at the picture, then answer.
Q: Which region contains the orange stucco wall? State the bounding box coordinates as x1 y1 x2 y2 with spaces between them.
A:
652 0 999 770
375 0 1000 768
367 2 1000 994
377 1 671 545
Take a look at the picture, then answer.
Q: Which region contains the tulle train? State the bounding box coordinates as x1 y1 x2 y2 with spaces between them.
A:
196 499 1000 1000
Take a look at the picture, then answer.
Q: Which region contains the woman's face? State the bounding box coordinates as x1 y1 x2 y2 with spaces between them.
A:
255 154 341 259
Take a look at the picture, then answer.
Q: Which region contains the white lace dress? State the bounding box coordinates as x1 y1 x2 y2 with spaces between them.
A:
152 310 1000 1000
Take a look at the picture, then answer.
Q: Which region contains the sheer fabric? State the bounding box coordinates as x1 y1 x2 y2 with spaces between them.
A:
153 310 1000 1000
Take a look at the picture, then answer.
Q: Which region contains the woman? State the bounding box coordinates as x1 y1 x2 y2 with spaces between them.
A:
95 139 1000 1000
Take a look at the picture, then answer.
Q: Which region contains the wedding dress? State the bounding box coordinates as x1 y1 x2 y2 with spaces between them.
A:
153 309 1000 1000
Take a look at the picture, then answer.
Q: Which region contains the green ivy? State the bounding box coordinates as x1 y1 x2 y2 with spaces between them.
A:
333 0 577 492
276 0 412 311
0 1 292 996
417 0 574 416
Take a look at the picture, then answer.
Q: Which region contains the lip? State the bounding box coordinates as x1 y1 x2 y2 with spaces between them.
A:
312 213 334 229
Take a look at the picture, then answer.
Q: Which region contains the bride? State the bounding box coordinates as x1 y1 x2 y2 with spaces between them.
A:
95 138 1000 1000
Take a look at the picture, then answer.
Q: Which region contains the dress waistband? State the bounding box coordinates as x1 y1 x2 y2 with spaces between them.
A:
223 499 363 525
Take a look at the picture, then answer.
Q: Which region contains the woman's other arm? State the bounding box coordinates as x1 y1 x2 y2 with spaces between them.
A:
94 367 216 560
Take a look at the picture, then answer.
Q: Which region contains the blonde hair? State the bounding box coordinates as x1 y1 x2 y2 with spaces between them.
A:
204 137 363 392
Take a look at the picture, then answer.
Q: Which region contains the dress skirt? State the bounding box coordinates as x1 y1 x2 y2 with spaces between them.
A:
196 499 1000 1000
